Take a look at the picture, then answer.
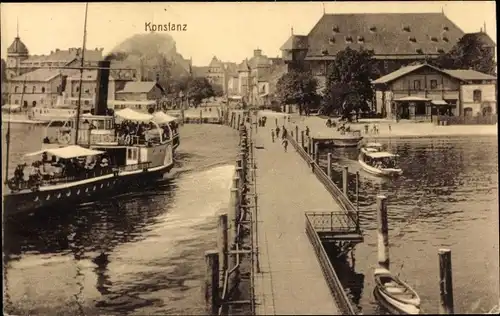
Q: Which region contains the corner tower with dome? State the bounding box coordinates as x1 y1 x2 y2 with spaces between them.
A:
6 35 29 78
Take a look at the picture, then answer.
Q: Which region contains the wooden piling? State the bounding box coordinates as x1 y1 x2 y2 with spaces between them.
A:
355 171 360 230
218 213 229 273
301 130 305 149
376 195 389 270
342 166 348 196
237 114 241 128
327 153 332 178
295 125 299 142
308 136 313 156
204 250 220 315
200 110 203 124
438 249 454 314
314 142 319 165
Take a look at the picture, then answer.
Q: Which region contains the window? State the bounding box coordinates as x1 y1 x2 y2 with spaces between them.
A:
345 36 353 43
76 86 79 92
321 49 328 55
416 48 423 54
430 80 438 89
473 89 482 102
23 101 28 108
369 26 377 32
23 86 26 93
443 26 449 31
430 37 438 42
32 86 36 93
84 100 89 105
413 80 421 90
85 89 90 93
403 26 411 32
332 26 339 33
357 36 364 43
32 101 37 107
442 36 449 42
41 87 45 93
14 100 19 105
14 86 18 93
329 37 336 44
409 37 417 43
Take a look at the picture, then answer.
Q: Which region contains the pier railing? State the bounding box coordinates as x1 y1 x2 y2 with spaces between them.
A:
287 132 360 231
305 211 358 233
305 213 357 315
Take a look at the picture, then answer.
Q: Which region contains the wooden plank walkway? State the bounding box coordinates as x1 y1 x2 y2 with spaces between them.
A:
252 123 344 315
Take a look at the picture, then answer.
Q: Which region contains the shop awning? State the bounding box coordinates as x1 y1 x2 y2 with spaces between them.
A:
394 96 430 102
25 145 105 159
2 104 21 111
228 95 243 100
431 100 448 106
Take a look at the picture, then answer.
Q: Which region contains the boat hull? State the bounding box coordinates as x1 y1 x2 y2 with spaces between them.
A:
358 158 402 177
373 287 420 315
3 163 173 217
317 137 364 148
373 268 420 315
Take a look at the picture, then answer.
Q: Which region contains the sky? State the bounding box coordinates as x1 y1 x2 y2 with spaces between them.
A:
1 1 497 66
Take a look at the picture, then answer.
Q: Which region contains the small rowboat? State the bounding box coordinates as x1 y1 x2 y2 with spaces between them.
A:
373 268 421 315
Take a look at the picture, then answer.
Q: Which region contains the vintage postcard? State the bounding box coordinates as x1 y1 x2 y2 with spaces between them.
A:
1 2 498 315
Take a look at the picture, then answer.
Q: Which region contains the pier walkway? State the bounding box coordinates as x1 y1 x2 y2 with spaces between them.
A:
252 124 345 315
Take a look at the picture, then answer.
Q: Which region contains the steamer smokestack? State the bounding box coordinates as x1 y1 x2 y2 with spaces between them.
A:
95 60 111 116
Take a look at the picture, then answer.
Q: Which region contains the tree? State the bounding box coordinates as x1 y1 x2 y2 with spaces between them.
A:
186 77 215 106
323 47 376 119
275 69 319 115
435 35 496 75
211 83 224 98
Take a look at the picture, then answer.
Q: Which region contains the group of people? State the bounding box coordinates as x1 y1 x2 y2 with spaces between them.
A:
271 125 290 152
8 152 112 191
371 158 396 169
114 120 178 145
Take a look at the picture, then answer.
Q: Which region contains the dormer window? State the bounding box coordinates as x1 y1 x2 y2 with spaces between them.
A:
321 49 329 55
403 26 411 32
431 36 438 42
369 26 377 32
415 48 424 54
437 48 445 54
332 26 340 33
345 36 353 43
357 36 365 43
409 36 417 43
442 36 449 42
329 37 336 44
443 26 449 31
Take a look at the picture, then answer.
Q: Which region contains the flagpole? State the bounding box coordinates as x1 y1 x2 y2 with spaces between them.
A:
74 2 89 145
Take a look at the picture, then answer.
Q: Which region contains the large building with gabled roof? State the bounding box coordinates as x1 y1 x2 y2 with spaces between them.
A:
280 12 495 89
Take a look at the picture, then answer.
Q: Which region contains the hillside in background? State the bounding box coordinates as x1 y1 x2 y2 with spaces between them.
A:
108 32 191 81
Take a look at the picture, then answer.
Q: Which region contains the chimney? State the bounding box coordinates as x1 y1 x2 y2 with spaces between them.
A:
254 49 262 57
95 60 111 116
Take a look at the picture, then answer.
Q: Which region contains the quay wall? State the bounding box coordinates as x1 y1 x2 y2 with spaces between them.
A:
203 119 255 315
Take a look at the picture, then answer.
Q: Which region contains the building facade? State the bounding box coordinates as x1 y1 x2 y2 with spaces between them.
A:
115 81 164 102
280 13 495 90
6 35 103 79
373 63 497 120
7 69 69 108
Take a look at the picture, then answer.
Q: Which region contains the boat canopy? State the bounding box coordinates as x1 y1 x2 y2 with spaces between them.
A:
25 145 105 159
152 111 178 124
115 108 153 122
366 151 398 159
366 142 383 148
2 104 21 111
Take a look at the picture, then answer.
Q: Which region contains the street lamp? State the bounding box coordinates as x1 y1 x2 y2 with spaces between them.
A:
179 90 184 109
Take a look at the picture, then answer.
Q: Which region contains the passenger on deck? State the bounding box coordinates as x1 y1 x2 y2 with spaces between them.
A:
100 157 109 168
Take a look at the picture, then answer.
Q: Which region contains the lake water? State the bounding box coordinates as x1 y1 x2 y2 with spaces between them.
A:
320 135 499 314
2 123 498 315
2 123 240 315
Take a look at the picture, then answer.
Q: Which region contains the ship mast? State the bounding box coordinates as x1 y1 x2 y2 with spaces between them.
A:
74 2 89 145
4 76 27 185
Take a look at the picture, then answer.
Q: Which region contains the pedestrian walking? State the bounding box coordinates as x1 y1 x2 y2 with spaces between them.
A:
276 126 281 138
271 129 275 142
305 126 310 137
282 127 288 140
282 138 288 152
275 117 278 127
388 124 392 132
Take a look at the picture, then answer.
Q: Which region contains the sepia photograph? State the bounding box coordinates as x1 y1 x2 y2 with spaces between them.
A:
1 1 498 315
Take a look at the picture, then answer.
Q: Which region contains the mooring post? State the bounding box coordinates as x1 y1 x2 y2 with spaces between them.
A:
180 108 185 126
295 125 299 142
327 153 332 178
204 250 220 315
314 142 319 165
237 114 241 128
218 213 229 276
200 109 203 124
308 136 313 157
438 249 454 315
342 166 348 196
376 195 389 270
355 171 360 231
301 130 305 149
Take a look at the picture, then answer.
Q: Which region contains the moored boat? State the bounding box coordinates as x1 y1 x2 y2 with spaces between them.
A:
358 144 402 177
373 268 421 315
